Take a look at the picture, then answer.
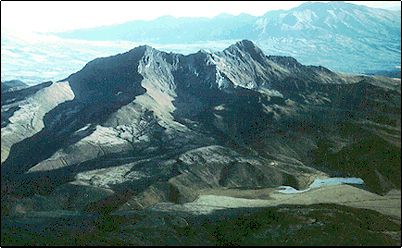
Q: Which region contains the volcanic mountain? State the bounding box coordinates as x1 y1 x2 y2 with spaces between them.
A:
1 40 401 245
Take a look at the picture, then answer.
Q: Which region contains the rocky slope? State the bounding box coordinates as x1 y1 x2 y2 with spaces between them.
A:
1 41 401 245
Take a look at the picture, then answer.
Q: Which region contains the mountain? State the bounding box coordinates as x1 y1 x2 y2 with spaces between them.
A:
57 2 401 73
1 40 401 245
364 68 401 78
1 80 28 93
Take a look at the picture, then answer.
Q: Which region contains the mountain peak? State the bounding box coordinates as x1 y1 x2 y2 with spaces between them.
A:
127 44 155 54
233 39 259 50
224 40 266 64
296 1 357 11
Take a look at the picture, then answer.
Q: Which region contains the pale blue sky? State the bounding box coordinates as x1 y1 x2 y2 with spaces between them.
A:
2 1 401 33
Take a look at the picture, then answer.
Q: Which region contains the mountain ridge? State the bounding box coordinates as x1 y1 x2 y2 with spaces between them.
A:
1 40 400 223
55 1 401 73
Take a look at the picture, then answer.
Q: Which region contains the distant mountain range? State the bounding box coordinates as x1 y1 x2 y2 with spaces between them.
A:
57 1 401 73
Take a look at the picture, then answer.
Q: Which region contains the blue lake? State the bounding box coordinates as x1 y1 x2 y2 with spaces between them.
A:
277 177 364 194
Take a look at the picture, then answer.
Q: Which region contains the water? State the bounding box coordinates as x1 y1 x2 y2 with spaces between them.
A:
277 177 364 194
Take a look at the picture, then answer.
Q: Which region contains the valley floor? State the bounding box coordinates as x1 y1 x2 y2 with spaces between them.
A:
2 183 401 246
153 184 401 222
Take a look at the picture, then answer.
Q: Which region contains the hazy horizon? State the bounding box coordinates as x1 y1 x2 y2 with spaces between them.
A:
2 1 401 34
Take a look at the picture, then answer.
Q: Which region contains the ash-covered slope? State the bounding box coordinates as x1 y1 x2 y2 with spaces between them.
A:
1 40 400 216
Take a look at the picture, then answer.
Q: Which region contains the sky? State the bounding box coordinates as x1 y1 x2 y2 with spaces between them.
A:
1 1 401 33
